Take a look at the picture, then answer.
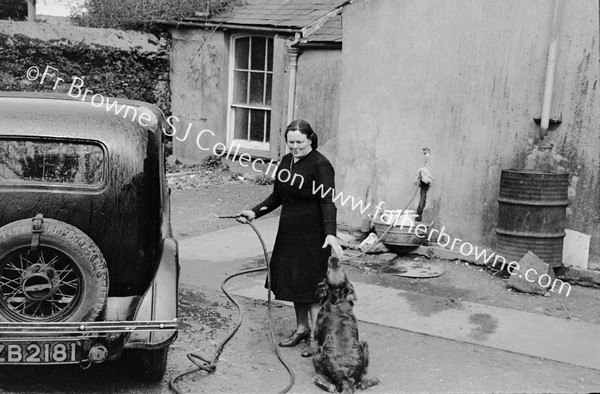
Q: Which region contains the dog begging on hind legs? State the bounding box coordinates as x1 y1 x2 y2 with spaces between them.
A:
310 255 380 393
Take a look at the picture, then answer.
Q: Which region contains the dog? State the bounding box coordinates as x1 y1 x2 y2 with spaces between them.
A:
311 256 380 393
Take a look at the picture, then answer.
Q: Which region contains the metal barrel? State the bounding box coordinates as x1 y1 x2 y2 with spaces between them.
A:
495 169 569 267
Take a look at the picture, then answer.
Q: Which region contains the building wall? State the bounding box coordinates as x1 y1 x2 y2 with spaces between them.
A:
169 28 230 163
170 28 341 167
336 0 600 262
169 27 342 167
295 48 342 155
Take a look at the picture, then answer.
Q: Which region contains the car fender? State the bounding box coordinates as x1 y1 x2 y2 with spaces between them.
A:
125 237 179 349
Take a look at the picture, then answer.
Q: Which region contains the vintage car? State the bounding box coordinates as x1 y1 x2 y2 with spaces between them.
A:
0 92 178 380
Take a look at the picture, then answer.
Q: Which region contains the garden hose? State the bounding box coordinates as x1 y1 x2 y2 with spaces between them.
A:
168 218 294 394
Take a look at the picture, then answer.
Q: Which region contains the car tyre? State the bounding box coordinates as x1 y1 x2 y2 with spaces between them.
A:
0 217 109 322
131 347 170 381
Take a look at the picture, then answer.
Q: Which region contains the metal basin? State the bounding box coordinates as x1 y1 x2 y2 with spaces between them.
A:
373 220 430 247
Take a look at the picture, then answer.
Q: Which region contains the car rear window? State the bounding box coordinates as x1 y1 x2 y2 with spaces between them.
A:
0 139 104 186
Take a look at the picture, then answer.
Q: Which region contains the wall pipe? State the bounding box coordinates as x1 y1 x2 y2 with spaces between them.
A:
285 47 300 125
281 46 301 156
540 0 564 138
27 0 36 22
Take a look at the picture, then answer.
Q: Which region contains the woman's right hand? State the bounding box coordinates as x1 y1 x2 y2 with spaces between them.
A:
236 210 256 224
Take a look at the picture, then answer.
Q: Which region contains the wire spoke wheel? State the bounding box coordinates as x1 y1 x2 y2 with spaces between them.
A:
0 246 83 321
0 218 108 322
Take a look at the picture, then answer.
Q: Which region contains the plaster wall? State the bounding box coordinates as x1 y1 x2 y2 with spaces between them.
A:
337 0 600 261
295 48 342 156
169 28 229 162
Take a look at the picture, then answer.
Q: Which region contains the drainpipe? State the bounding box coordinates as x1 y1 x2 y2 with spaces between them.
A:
27 0 36 22
286 46 300 125
281 45 300 156
540 0 564 139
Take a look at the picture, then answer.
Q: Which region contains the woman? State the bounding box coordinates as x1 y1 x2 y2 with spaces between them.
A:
237 119 343 350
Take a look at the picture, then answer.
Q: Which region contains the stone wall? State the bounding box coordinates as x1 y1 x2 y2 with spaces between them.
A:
0 20 170 115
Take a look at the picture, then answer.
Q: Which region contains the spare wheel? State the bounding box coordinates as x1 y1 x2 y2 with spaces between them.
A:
0 216 108 322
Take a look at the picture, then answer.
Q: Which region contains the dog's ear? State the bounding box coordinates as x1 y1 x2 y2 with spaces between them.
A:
316 279 329 301
345 281 357 304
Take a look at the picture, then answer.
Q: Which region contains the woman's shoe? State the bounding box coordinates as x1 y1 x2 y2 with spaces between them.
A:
278 328 311 347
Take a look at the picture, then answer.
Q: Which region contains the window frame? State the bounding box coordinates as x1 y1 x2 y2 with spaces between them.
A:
227 34 274 152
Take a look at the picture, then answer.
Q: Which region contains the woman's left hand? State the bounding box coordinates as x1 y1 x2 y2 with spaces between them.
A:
323 235 344 258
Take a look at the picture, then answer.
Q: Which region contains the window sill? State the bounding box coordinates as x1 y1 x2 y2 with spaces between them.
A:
215 143 275 162
231 139 270 151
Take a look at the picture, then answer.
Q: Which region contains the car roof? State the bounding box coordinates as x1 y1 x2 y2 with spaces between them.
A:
0 92 163 143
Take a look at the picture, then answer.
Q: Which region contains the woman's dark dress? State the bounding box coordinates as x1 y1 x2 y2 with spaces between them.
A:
251 149 336 303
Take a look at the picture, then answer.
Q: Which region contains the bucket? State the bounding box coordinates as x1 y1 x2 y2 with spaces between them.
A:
495 169 568 267
373 210 428 247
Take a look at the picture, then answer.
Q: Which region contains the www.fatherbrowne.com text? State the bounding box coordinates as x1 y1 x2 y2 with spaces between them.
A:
26 65 573 297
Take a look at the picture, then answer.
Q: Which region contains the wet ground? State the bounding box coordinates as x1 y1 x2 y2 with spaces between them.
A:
342 254 600 325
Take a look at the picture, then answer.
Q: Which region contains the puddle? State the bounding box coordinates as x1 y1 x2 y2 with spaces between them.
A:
399 291 463 316
179 288 232 331
468 313 499 341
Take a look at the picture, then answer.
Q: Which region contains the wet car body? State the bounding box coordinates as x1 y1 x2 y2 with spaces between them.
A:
0 92 178 379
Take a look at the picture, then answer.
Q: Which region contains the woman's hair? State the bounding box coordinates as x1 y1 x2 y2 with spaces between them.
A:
285 119 318 149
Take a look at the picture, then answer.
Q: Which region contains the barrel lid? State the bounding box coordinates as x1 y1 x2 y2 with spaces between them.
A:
502 168 569 176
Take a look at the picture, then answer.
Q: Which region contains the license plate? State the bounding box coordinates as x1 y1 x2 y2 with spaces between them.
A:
0 341 80 364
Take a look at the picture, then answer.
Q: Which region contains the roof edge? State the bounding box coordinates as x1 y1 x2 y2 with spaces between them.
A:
157 19 300 34
299 1 349 39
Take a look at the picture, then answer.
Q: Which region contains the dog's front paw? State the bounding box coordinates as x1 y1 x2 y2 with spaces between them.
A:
358 377 380 390
313 374 337 393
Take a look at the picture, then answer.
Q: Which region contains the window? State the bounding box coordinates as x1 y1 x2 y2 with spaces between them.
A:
0 139 105 186
229 36 274 150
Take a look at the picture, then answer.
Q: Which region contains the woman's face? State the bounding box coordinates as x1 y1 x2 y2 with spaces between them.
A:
287 130 312 159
